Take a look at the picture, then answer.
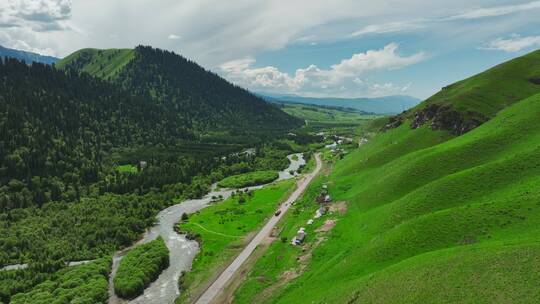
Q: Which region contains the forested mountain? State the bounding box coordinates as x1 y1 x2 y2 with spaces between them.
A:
57 46 302 134
0 55 308 302
262 93 420 114
0 45 59 65
0 58 194 210
387 49 540 134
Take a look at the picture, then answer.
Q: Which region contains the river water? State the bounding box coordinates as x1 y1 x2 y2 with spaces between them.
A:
108 153 305 304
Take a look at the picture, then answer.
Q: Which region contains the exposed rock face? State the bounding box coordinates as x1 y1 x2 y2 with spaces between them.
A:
382 115 403 131
529 78 540 85
383 104 486 135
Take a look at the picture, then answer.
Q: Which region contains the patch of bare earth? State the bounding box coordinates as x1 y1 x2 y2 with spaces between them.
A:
316 219 336 232
329 201 348 214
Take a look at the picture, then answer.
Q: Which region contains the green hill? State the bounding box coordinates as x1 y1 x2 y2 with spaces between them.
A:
234 50 540 303
387 49 540 134
57 46 302 135
56 48 134 80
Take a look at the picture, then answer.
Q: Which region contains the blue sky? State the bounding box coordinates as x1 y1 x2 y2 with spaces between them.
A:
1 0 539 99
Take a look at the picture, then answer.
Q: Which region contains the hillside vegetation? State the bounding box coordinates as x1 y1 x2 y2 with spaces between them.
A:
0 52 307 302
56 48 134 80
10 258 111 304
235 50 540 303
57 46 302 135
389 49 540 134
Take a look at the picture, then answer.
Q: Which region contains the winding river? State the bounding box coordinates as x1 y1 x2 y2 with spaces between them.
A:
108 153 305 304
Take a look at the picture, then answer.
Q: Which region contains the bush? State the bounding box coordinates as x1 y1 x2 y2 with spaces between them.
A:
10 258 111 304
113 237 169 299
217 171 279 188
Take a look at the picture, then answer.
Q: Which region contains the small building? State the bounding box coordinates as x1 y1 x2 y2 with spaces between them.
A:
315 207 327 218
325 142 338 150
324 195 332 203
139 161 148 170
292 231 306 245
322 184 328 190
307 219 314 225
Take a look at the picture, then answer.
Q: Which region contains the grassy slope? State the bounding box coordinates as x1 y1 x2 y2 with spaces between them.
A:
232 90 540 303
261 93 540 303
176 179 295 303
408 49 540 120
56 48 134 79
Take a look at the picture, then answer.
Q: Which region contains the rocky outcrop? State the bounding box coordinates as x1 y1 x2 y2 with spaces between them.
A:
382 115 403 131
411 104 486 135
383 104 486 135
529 77 540 85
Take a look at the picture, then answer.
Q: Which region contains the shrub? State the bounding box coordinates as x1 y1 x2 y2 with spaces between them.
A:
218 171 279 188
113 237 169 299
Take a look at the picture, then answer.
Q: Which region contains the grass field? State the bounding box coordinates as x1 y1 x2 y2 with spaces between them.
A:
116 164 138 174
56 48 134 80
239 91 540 303
175 179 295 303
282 103 379 133
218 171 279 189
232 172 331 304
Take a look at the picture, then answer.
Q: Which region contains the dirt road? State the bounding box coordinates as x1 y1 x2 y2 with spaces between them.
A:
194 153 322 304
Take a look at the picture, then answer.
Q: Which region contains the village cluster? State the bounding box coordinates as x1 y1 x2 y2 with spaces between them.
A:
291 183 332 246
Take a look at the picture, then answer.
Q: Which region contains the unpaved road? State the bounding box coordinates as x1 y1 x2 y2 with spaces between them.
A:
195 153 322 304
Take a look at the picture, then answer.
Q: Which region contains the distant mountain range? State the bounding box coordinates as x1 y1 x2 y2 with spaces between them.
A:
260 93 421 115
0 45 59 64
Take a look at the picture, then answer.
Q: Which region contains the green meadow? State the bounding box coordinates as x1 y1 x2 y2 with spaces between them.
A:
56 48 135 80
282 103 378 133
116 164 138 174
176 179 295 303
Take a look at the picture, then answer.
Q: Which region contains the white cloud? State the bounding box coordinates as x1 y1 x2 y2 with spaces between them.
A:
220 43 424 97
168 34 181 40
1 0 72 27
448 1 540 20
13 0 72 22
481 34 540 52
369 82 411 96
0 0 74 56
351 20 427 37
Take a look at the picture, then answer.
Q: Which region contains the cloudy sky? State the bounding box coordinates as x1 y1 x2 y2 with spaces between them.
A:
1 0 540 99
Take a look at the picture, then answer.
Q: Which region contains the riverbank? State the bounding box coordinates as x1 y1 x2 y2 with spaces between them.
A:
107 153 306 304
175 180 296 303
194 153 322 304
